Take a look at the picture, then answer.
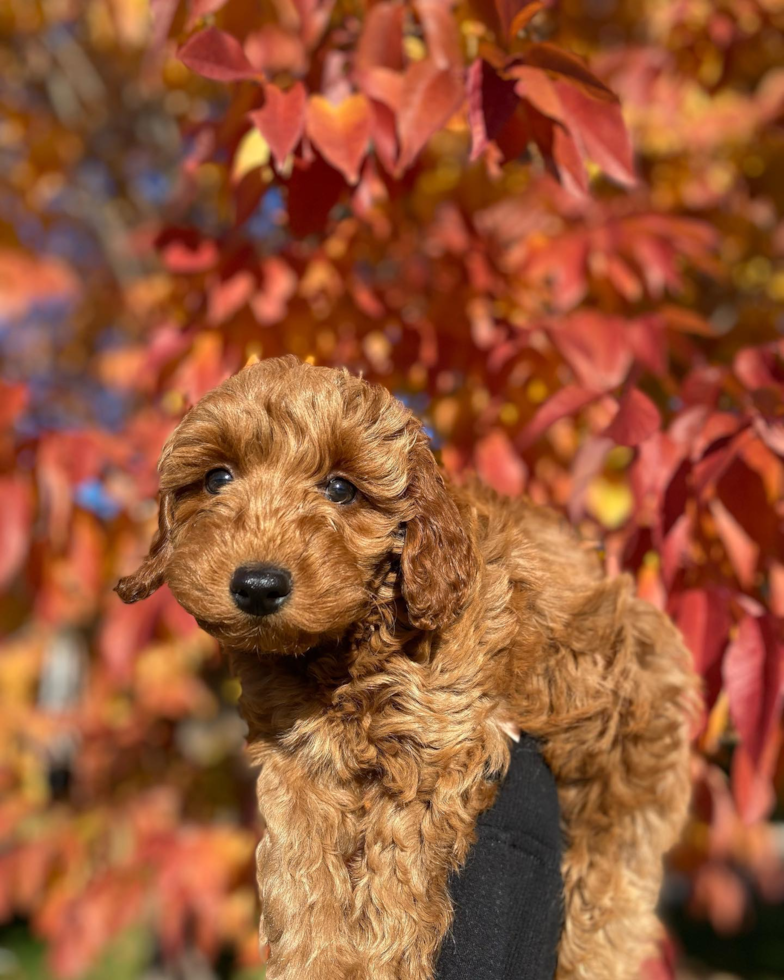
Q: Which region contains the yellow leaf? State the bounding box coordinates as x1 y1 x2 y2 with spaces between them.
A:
586 476 632 529
233 127 270 181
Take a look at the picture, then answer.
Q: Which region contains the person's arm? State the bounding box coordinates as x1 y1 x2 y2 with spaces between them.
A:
435 733 564 980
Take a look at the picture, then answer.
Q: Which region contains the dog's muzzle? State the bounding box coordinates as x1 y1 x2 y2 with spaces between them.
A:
230 565 292 616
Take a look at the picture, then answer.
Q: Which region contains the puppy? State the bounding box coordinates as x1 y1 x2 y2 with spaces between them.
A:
117 356 698 980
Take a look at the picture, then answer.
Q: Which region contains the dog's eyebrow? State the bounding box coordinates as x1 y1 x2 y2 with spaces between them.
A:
158 422 241 490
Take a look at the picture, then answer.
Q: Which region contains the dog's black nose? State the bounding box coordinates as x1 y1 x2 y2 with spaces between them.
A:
230 565 292 616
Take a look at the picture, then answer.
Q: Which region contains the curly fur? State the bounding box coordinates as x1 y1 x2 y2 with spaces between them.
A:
117 356 699 980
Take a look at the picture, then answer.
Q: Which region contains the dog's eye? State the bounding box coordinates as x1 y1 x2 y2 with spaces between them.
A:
205 468 233 494
324 477 356 504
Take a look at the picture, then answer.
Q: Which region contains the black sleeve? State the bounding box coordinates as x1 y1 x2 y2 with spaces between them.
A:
435 733 564 980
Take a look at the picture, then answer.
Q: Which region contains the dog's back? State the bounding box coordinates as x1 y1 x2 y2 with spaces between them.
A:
457 479 699 979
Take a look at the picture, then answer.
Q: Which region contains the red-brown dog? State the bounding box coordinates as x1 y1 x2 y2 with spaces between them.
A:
118 356 698 979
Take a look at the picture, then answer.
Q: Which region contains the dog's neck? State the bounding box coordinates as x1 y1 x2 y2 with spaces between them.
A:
229 604 450 780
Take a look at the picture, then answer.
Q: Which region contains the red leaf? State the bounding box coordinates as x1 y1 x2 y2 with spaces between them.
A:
244 26 307 76
0 381 28 430
567 435 613 522
517 385 601 448
358 65 403 111
397 60 464 172
178 27 258 82
289 0 334 49
716 456 779 549
286 153 347 236
770 561 784 617
172 332 234 403
511 65 563 121
691 863 748 935
249 83 307 167
158 230 219 274
150 0 181 48
734 344 784 392
661 511 692 586
475 430 527 496
641 935 678 980
415 0 463 69
723 614 783 768
755 417 784 457
0 476 32 590
207 270 256 324
467 59 520 160
555 80 635 187
603 388 661 446
731 742 778 824
673 588 731 710
630 432 686 525
549 312 633 390
710 498 759 588
250 258 297 325
306 93 372 184
523 234 588 311
367 96 399 174
99 590 162 682
627 316 667 375
604 253 642 302
356 1 405 72
233 168 267 226
551 122 588 196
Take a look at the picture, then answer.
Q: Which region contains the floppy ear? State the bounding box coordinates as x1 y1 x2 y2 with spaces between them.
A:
115 491 174 603
400 438 478 631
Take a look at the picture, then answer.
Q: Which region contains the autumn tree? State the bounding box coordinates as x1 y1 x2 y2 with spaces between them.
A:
1 0 783 975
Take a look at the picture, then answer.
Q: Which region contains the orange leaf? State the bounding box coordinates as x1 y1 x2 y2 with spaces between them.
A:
494 0 546 38
397 60 464 172
520 42 618 102
306 93 372 184
249 82 307 168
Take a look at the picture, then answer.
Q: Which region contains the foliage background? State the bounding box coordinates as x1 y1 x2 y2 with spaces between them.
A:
1 0 784 977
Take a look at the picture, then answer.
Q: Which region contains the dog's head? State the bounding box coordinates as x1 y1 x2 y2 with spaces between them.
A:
116 357 477 654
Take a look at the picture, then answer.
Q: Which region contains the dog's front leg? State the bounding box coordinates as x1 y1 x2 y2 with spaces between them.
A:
350 790 475 980
255 753 364 980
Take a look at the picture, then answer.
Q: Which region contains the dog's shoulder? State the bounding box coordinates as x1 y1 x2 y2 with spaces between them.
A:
446 473 603 595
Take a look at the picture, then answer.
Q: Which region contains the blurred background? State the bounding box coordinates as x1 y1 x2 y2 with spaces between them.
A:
1 0 783 977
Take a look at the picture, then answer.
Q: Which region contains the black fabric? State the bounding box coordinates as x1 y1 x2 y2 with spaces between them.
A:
435 734 563 980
